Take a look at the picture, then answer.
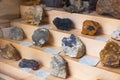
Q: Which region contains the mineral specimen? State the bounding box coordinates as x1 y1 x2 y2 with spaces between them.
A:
19 59 40 70
0 27 25 40
62 34 85 58
50 55 68 78
100 41 120 67
96 0 120 19
89 0 98 11
23 5 43 25
81 20 100 36
32 28 49 46
111 27 120 41
0 44 21 61
53 17 73 31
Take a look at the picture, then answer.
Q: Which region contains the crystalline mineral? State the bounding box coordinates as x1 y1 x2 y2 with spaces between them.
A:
50 55 68 79
0 44 21 61
1 27 25 41
111 27 120 41
100 41 120 67
19 59 40 70
62 34 85 58
32 28 49 46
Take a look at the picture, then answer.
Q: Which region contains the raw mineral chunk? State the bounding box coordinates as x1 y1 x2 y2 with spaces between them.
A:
89 0 98 11
100 41 120 67
81 20 100 36
50 55 68 78
111 27 120 41
62 34 85 58
32 28 49 46
96 0 120 19
19 59 40 70
0 44 21 61
53 17 73 31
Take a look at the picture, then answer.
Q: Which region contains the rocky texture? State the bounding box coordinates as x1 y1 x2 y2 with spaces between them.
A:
50 55 68 78
0 27 25 41
89 0 98 11
111 27 120 41
96 0 120 19
0 44 21 61
100 41 120 67
81 20 100 36
23 5 43 25
53 17 73 31
22 0 40 5
32 28 49 46
19 59 40 70
62 34 85 58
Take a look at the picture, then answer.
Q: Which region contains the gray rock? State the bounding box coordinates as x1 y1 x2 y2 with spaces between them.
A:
1 27 25 41
111 27 120 41
32 28 49 46
62 34 85 58
50 55 68 79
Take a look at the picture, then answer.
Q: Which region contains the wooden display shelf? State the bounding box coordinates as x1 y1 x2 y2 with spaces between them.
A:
0 73 15 80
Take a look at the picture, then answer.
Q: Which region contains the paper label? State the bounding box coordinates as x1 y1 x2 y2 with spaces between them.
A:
45 7 55 10
79 56 100 66
96 37 109 42
35 70 50 79
40 25 52 30
21 68 32 72
21 42 33 47
44 48 61 55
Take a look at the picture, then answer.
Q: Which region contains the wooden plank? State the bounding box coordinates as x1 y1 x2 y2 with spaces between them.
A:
0 73 15 80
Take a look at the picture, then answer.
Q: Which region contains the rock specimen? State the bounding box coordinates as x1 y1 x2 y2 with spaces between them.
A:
62 34 85 58
50 55 68 78
111 27 120 41
81 20 100 36
100 41 120 67
96 0 120 19
0 27 25 41
32 28 49 46
19 59 40 70
64 0 84 13
23 5 43 25
0 44 21 61
89 0 98 11
53 17 73 31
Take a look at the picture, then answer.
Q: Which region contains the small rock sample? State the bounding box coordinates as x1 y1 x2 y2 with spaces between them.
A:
32 28 49 46
0 27 25 40
0 44 21 61
81 20 100 36
19 59 40 70
96 0 120 19
50 55 68 79
62 34 85 58
111 27 120 41
89 0 98 11
53 17 73 31
100 41 120 67
23 5 43 25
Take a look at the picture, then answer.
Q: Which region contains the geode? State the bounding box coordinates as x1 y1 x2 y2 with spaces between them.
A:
32 28 49 46
96 0 120 19
0 44 21 61
81 20 100 36
111 27 120 41
53 17 73 31
50 55 68 78
19 59 40 70
23 5 43 25
100 41 120 67
62 34 85 58
0 27 25 40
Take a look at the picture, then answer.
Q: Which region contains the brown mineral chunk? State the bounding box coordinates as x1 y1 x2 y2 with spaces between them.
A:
81 20 100 36
100 41 120 67
0 44 21 61
96 0 120 19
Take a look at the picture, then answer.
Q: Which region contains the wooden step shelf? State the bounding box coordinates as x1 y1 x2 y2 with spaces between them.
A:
0 5 120 80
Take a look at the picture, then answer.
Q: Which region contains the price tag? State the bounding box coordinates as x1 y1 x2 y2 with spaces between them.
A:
35 70 50 79
44 48 61 55
45 7 55 10
79 56 100 66
96 37 109 42
21 68 32 72
21 42 33 47
40 25 52 30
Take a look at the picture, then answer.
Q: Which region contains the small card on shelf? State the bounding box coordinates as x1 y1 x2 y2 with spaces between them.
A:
21 68 32 72
44 48 61 55
96 37 109 42
40 25 52 30
21 42 33 47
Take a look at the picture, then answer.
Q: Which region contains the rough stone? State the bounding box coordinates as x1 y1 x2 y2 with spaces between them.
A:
50 55 68 79
89 0 98 11
100 41 120 67
81 20 100 36
111 27 120 41
62 34 85 58
96 0 120 19
1 27 25 41
0 44 21 61
32 28 49 46
53 17 73 31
